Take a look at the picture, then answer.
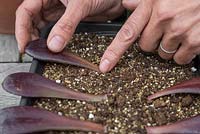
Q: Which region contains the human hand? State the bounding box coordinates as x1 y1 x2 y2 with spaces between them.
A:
122 0 140 11
15 0 124 53
100 0 200 73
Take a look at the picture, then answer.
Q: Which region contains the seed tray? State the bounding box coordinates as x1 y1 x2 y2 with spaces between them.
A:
20 21 124 106
21 21 200 129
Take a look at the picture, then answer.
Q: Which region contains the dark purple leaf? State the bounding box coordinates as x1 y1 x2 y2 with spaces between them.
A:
148 77 200 100
146 115 200 134
2 72 107 102
25 39 100 72
0 106 105 134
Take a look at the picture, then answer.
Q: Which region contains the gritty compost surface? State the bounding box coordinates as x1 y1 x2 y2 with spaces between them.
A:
34 33 200 134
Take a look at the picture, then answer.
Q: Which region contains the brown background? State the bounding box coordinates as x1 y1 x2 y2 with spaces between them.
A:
0 0 23 34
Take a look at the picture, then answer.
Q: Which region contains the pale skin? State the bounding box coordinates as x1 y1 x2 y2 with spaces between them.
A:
15 0 124 53
15 0 200 73
100 0 200 73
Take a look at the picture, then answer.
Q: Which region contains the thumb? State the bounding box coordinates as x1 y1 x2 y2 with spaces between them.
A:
122 0 140 11
47 0 87 53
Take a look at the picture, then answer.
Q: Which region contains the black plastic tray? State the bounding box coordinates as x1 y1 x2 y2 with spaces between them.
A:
20 21 124 106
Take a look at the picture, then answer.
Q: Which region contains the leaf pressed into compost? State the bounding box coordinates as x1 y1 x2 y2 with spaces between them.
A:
148 77 200 100
2 72 107 102
0 106 105 134
146 115 200 134
25 39 99 72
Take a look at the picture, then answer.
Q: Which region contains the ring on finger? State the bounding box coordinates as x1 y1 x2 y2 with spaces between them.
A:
159 43 177 54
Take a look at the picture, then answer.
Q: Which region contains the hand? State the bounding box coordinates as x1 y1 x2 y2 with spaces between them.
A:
122 0 140 10
15 0 124 53
100 0 200 73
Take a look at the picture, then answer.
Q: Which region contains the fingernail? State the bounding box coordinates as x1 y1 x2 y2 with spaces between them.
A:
100 59 111 73
48 35 65 52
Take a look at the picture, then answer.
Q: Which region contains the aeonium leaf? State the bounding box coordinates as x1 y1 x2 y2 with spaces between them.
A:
148 77 200 100
146 115 200 134
0 106 105 134
2 72 107 102
25 39 100 72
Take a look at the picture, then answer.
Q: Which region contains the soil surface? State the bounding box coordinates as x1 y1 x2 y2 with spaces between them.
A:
34 33 200 134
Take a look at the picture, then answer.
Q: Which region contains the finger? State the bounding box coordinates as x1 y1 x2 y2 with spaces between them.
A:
84 15 115 22
31 28 40 40
47 0 87 53
173 44 196 65
174 23 200 64
84 5 124 22
139 13 163 52
100 1 152 73
122 0 140 11
158 33 181 60
15 0 42 53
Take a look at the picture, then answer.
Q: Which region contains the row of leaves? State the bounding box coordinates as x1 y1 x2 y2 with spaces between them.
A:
1 39 200 134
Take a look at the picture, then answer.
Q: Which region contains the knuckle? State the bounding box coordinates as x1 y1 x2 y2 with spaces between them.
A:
155 7 174 23
185 36 199 48
169 24 185 37
118 20 137 43
81 0 92 13
56 19 74 34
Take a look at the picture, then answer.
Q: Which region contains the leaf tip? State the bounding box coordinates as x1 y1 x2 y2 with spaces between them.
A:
90 64 101 73
93 94 108 102
147 95 154 101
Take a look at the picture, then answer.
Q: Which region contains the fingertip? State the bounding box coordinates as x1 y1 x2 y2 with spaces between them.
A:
174 55 195 65
122 0 140 11
99 59 111 73
47 35 66 53
174 58 187 65
100 47 122 73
